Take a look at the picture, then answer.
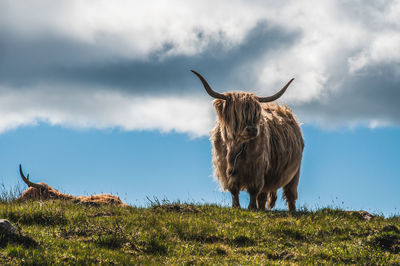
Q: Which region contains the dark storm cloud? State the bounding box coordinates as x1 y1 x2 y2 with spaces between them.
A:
297 63 400 126
0 22 298 95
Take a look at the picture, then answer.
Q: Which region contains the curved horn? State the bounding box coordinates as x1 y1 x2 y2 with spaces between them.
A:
19 164 45 190
191 70 228 100
257 78 294 103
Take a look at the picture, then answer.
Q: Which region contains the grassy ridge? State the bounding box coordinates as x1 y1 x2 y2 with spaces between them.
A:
1 199 400 264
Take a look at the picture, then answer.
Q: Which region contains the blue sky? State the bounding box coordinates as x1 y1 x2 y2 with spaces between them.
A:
1 124 399 216
0 1 399 215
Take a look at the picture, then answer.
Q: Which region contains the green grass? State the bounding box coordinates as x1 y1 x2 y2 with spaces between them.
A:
0 198 399 264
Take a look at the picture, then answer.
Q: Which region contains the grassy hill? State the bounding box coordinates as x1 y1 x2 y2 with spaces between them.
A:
1 199 400 264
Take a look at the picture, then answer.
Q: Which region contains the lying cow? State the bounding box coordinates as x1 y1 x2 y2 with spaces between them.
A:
17 164 127 206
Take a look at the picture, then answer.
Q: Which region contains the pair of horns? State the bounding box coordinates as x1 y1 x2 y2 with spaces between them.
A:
191 70 294 102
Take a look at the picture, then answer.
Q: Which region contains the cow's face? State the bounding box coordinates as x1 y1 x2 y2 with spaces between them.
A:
191 69 293 142
214 93 262 143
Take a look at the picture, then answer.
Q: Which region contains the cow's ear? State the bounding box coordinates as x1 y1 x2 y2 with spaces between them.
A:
213 99 225 117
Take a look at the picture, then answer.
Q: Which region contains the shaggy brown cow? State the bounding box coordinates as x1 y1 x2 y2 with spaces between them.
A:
18 165 127 206
192 70 304 211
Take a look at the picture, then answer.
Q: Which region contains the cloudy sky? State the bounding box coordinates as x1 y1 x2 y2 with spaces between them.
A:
1 1 399 214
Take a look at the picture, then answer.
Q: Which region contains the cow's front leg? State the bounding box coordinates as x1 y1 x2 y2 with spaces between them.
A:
247 178 264 210
228 178 241 208
256 192 267 210
248 189 259 210
231 189 240 208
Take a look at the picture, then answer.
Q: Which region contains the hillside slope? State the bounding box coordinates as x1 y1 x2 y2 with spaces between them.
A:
1 200 400 264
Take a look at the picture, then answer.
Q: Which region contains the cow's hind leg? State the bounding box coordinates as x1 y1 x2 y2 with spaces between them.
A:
267 191 277 209
257 192 267 210
283 168 300 211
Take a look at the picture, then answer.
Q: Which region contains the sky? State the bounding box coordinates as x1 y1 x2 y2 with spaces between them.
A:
0 0 399 215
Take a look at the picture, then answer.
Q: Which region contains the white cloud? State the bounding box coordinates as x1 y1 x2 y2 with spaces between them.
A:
368 119 391 129
349 32 400 72
0 85 214 137
0 0 268 61
1 0 400 135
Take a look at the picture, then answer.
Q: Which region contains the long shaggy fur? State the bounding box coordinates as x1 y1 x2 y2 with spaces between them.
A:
18 179 127 207
18 185 127 206
211 92 304 210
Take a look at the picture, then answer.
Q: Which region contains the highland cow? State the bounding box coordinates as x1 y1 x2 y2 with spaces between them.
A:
192 70 304 211
18 165 127 206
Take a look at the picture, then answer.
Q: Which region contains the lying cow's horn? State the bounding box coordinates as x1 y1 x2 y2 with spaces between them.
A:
257 78 294 103
19 164 46 190
191 70 228 100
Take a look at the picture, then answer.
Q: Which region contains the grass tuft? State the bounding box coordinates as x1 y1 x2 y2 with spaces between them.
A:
368 225 400 253
1 201 68 226
0 184 23 203
0 232 38 248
